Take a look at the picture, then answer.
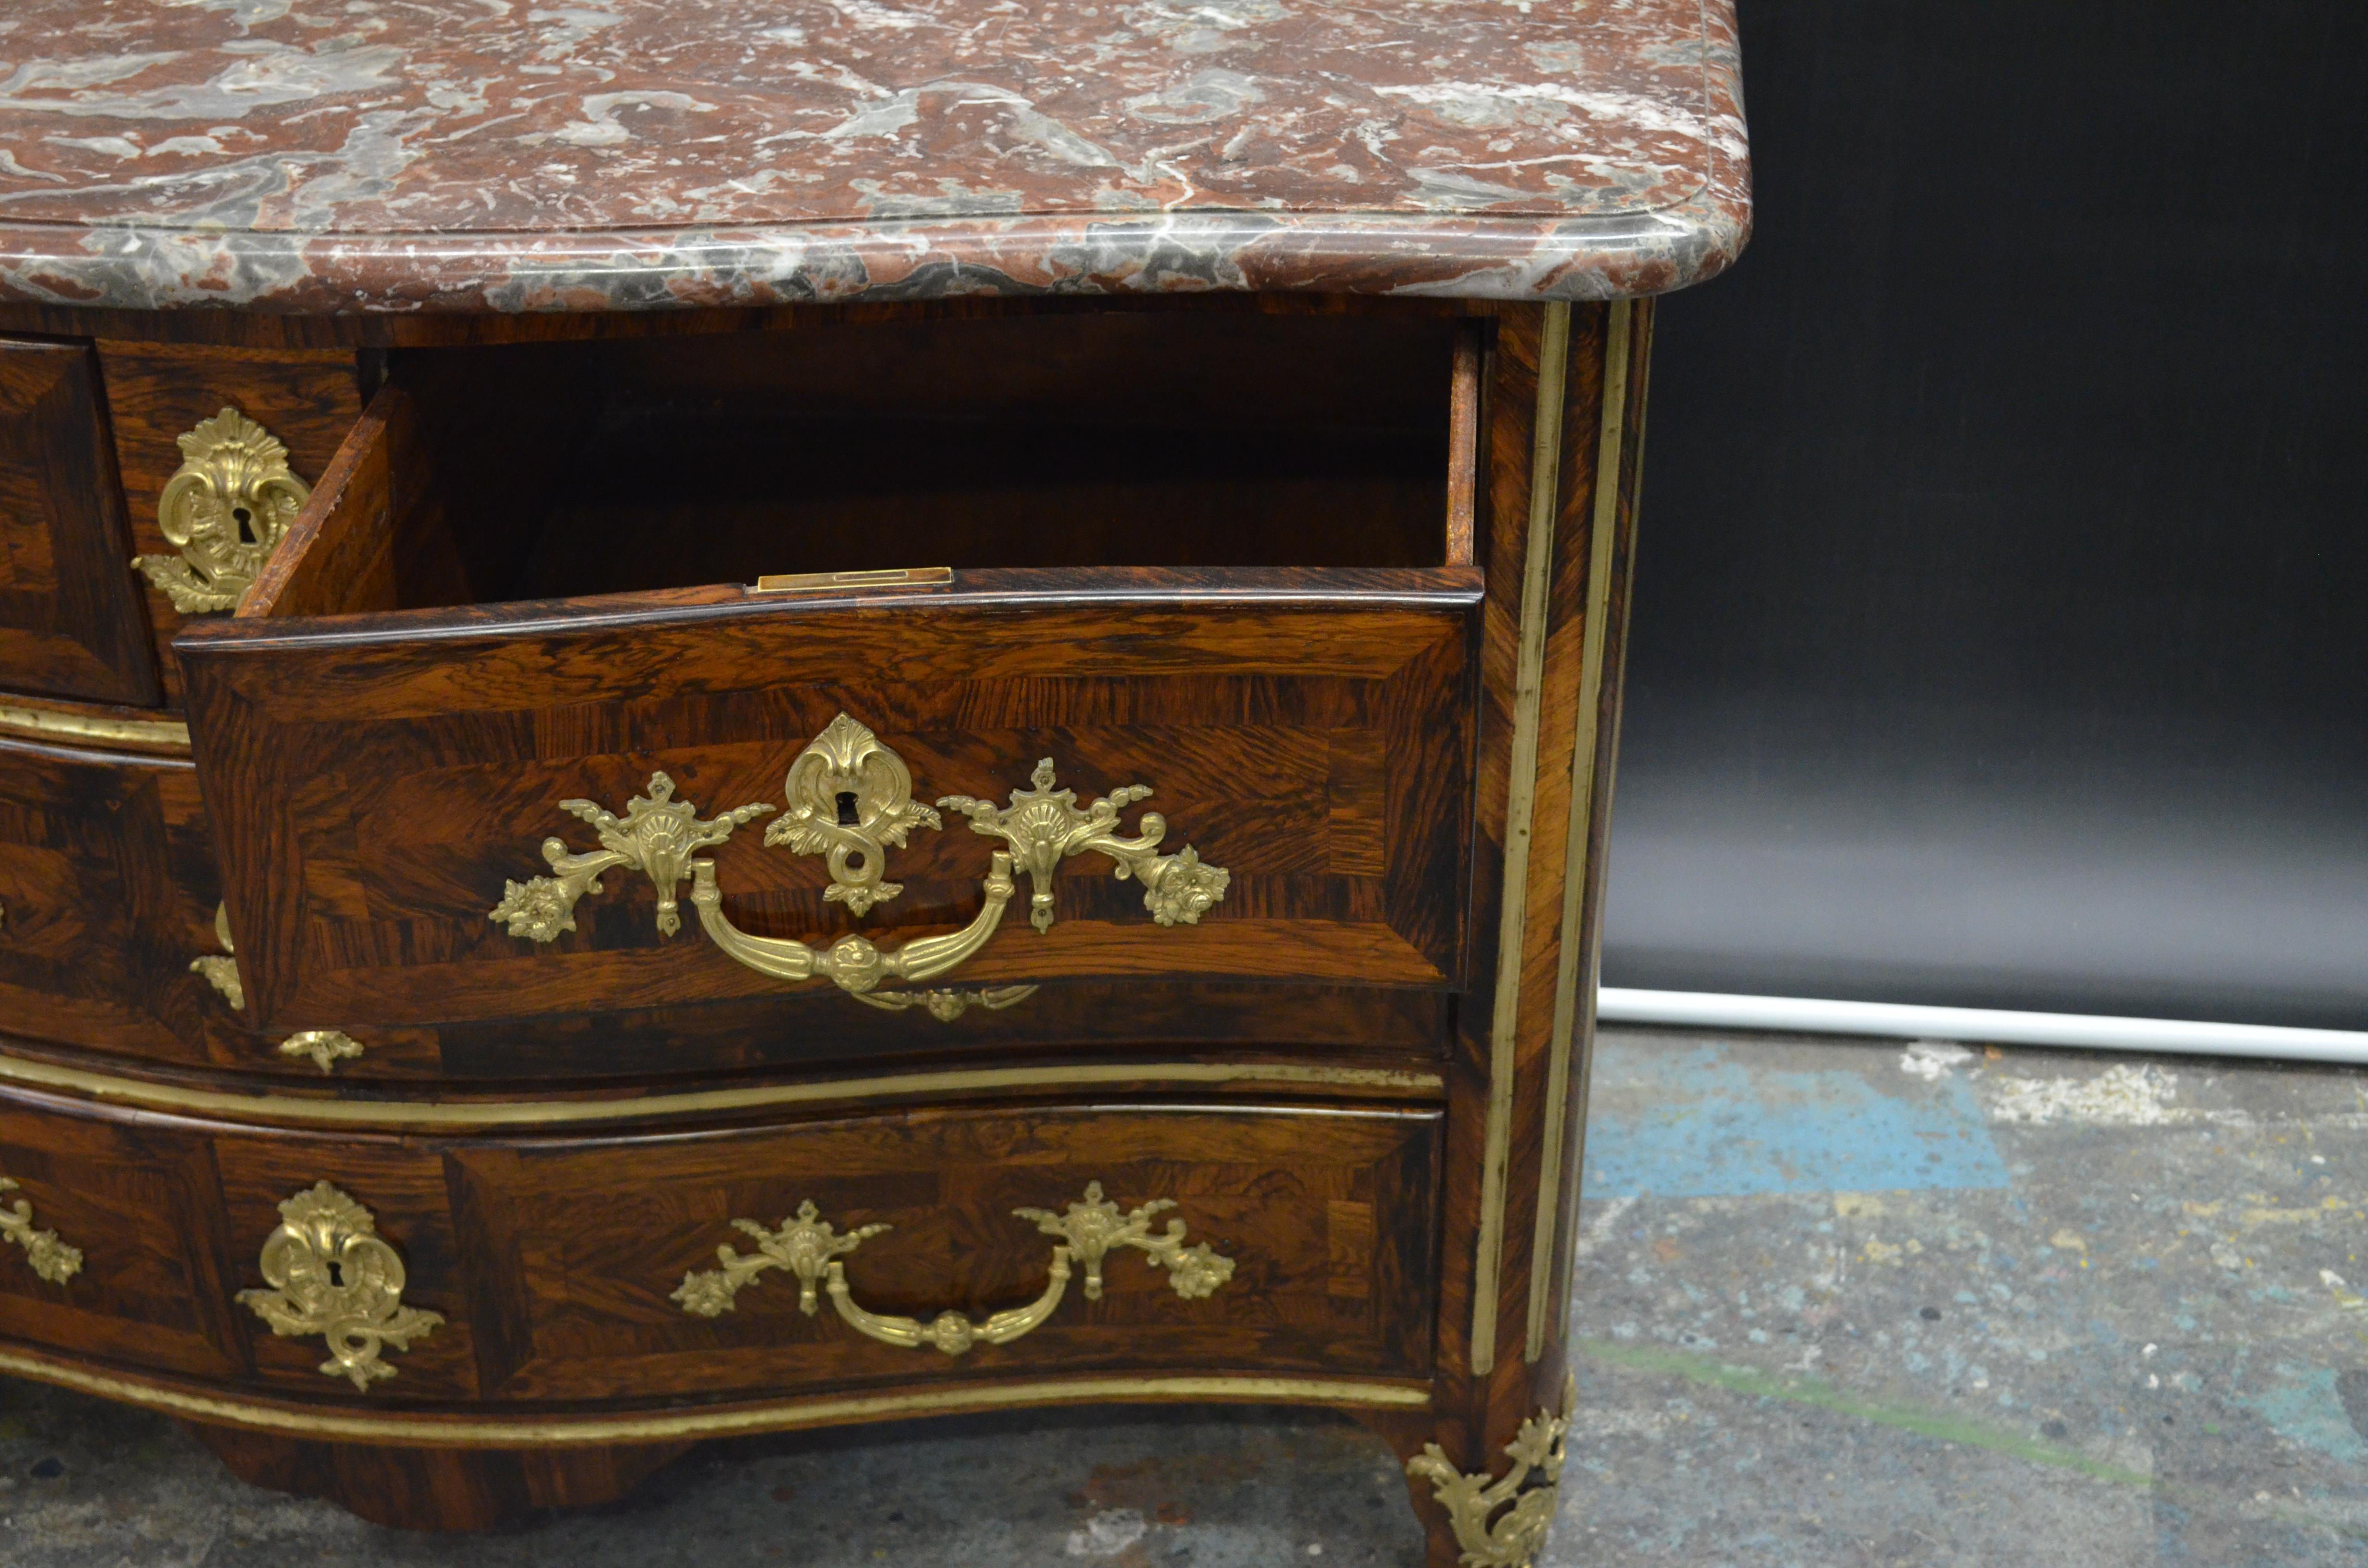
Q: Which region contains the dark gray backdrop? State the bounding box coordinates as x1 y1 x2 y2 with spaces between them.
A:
1601 0 2368 1029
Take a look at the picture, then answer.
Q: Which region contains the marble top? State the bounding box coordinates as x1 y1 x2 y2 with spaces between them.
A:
0 0 1748 314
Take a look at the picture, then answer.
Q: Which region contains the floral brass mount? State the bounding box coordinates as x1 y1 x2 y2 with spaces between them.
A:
131 407 312 614
191 901 242 1010
491 771 775 942
279 1029 365 1073
238 1182 443 1390
0 1175 83 1285
673 1182 1234 1357
493 715 1228 1001
940 757 1231 934
1406 1377 1575 1568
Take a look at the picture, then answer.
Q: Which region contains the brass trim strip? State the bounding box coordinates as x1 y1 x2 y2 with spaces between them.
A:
0 704 191 751
0 1350 1427 1446
751 566 954 594
1469 300 1571 1377
1527 299 1632 1363
0 1054 1443 1132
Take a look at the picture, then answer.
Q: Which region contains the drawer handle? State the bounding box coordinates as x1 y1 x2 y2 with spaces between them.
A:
131 407 312 614
495 716 1229 1001
237 1182 443 1390
688 850 1018 992
672 1182 1234 1357
0 1175 83 1285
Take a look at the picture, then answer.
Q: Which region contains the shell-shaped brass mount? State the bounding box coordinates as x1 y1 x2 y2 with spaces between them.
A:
765 712 941 914
672 1184 1233 1357
939 757 1231 934
237 1182 442 1390
131 407 311 614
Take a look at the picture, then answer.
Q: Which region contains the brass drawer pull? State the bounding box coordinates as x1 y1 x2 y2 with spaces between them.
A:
673 1182 1234 1357
493 713 1229 1002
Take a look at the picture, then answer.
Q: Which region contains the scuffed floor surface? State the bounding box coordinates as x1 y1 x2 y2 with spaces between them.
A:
1 1029 2363 1565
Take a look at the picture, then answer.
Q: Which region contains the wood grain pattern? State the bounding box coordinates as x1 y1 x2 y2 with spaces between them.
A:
0 1087 1440 1415
0 1097 246 1381
0 293 1655 1561
94 340 364 700
186 533 1482 1029
0 732 263 1067
0 337 158 705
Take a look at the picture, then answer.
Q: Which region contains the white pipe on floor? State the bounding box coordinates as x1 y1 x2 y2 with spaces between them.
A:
1596 987 2368 1065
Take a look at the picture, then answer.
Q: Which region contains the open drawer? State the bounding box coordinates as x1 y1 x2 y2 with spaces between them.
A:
177 307 1485 1033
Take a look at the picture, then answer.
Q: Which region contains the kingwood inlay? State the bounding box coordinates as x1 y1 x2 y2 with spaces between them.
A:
0 0 1735 1546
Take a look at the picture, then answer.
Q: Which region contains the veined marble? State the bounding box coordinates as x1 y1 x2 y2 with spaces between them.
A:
0 0 1748 312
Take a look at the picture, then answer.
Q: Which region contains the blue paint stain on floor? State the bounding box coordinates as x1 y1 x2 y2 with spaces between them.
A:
2233 1364 2368 1465
1582 1042 2012 1199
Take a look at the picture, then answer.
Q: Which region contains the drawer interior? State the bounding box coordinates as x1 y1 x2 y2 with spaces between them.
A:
306 308 1478 616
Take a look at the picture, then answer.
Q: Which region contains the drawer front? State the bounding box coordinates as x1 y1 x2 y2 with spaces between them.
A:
444 1102 1440 1402
0 338 158 706
0 734 244 1063
183 587 1477 1030
0 1097 245 1380
0 1094 1438 1410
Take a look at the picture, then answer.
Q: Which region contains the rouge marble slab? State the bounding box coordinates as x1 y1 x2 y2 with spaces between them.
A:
0 0 1747 313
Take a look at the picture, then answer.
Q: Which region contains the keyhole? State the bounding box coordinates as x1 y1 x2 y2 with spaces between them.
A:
326 1260 345 1286
835 791 860 826
232 505 257 545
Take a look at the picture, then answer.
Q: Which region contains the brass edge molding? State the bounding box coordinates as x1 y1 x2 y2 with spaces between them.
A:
0 1352 1429 1446
0 705 192 752
1527 298 1632 1363
131 406 313 614
0 1054 1444 1131
1470 299 1571 1378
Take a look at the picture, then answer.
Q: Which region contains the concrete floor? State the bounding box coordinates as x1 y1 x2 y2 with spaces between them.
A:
3 1027 2365 1566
